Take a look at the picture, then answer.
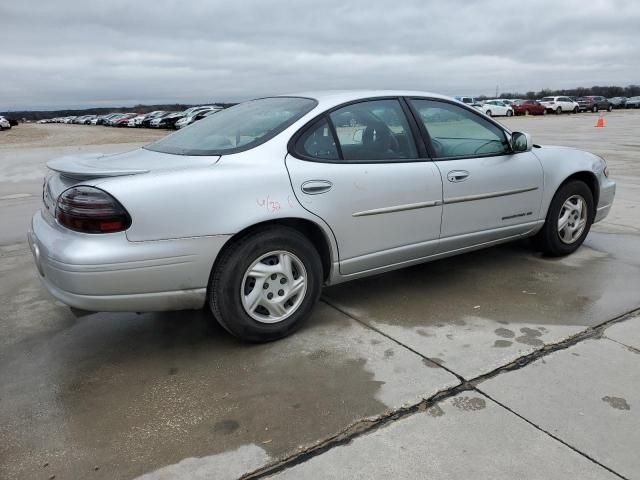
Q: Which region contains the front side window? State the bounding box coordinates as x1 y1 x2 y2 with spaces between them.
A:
409 99 509 158
328 99 417 161
145 97 316 155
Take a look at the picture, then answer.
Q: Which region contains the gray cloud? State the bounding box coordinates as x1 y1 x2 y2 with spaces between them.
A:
1 0 639 109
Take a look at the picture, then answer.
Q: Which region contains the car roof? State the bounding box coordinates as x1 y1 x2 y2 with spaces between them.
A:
283 90 454 105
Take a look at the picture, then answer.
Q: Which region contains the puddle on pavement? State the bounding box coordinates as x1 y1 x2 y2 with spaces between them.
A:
324 240 640 330
0 303 418 479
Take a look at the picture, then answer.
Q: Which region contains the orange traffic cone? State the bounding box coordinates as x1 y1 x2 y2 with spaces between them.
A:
595 113 604 128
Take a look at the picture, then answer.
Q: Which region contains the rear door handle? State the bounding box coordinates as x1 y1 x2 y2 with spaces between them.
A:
301 180 333 195
447 170 470 182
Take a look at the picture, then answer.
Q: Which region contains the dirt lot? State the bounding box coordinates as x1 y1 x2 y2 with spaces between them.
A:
1 114 639 479
0 123 166 149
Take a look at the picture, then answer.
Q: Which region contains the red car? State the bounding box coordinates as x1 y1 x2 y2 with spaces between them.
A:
513 100 546 116
113 113 139 127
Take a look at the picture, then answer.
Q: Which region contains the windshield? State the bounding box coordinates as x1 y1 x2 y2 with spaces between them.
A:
145 97 317 156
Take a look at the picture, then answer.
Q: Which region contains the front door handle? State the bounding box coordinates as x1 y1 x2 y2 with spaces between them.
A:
301 180 333 195
447 170 470 182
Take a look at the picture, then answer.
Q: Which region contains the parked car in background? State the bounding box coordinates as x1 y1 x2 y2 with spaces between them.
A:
127 114 147 127
96 113 120 125
29 91 615 342
105 113 136 126
141 111 167 128
113 113 138 127
190 109 220 123
479 99 514 117
151 111 184 129
512 100 546 116
453 96 482 107
608 97 627 109
0 116 11 130
576 96 612 113
73 115 96 124
539 96 579 114
625 96 640 108
175 106 222 129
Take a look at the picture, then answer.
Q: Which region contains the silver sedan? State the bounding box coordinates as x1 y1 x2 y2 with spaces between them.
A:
28 91 616 342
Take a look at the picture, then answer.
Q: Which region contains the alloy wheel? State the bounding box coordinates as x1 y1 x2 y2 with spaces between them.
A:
557 195 588 244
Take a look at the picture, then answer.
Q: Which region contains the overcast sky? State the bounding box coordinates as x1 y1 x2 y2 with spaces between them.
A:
1 0 639 110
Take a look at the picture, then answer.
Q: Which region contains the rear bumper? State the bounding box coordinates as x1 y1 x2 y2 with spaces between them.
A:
594 177 616 223
28 210 230 312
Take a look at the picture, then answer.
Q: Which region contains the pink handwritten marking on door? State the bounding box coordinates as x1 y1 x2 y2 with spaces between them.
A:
256 195 284 213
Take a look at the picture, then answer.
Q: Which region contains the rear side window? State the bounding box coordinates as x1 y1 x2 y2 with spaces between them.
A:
145 97 317 156
409 99 509 158
298 119 339 160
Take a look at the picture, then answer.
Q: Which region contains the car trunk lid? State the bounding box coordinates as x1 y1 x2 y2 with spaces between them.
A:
47 148 220 179
43 148 220 217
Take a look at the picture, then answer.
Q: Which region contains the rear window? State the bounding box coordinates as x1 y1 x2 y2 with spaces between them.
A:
541 97 554 102
145 97 317 156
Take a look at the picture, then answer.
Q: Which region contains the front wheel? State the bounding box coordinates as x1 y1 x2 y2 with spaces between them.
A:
573 107 579 114
556 107 562 115
486 110 492 117
531 180 594 256
592 106 598 113
209 226 323 342
607 105 613 112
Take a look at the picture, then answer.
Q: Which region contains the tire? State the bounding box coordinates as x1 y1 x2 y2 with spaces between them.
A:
486 110 492 117
542 109 547 115
209 226 323 342
573 107 579 114
556 107 562 115
506 109 513 117
531 180 594 257
592 106 598 113
607 105 613 112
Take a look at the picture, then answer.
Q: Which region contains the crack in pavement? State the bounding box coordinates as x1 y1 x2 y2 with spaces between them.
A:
603 336 640 355
241 303 640 480
475 389 628 480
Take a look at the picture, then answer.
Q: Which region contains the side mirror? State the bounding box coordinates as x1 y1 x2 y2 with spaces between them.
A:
511 131 532 152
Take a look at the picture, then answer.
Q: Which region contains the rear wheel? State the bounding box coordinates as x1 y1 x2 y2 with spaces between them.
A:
506 109 513 117
607 105 613 112
531 180 594 256
592 106 598 113
573 107 579 114
209 226 323 342
556 107 562 115
486 110 492 117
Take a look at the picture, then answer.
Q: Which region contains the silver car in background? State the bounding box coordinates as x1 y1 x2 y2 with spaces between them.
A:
28 91 615 342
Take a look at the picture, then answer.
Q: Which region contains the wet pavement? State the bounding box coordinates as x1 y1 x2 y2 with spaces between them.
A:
1 113 639 479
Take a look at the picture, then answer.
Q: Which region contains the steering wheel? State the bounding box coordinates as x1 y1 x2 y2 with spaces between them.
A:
473 139 501 154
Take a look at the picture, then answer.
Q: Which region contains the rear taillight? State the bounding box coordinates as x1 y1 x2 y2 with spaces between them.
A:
56 186 131 233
